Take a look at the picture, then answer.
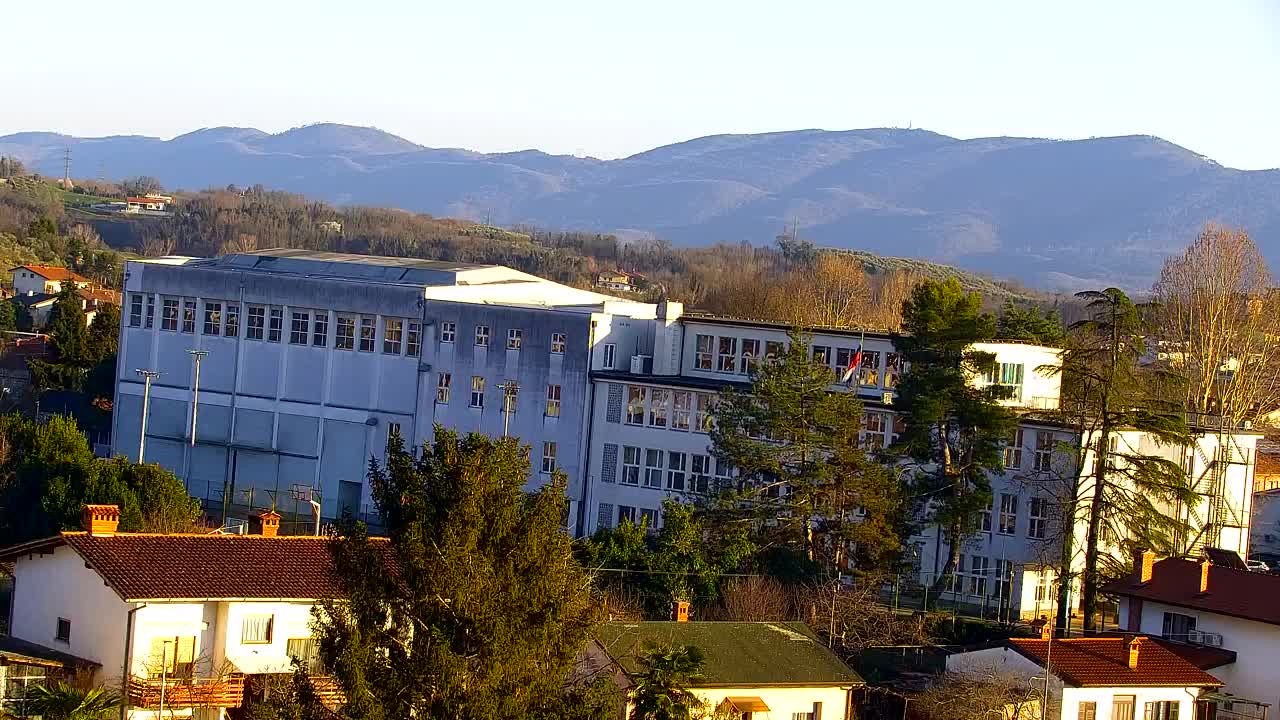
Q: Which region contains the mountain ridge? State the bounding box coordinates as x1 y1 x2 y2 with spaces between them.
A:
3 123 1277 291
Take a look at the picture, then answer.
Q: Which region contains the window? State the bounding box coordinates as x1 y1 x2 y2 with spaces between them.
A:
812 345 831 366
1162 612 1197 641
241 614 273 644
129 294 143 327
863 412 887 449
440 321 456 343
666 451 687 491
268 307 283 342
695 393 714 432
1034 431 1055 472
1144 702 1179 720
312 312 328 347
626 386 646 425
1114 696 1136 720
644 449 663 488
475 325 490 347
541 442 557 473
715 458 735 488
691 454 711 493
859 350 881 386
182 299 196 333
148 636 196 678
1079 701 1097 720
617 505 637 525
792 713 815 720
648 389 671 428
383 318 403 354
290 311 310 344
551 332 566 354
162 298 179 331
998 493 1018 535
1005 428 1024 468
765 340 785 360
1034 571 1052 604
202 301 222 335
247 305 265 340
603 343 616 369
406 322 420 356
672 391 692 431
386 422 402 450
994 559 1012 599
968 556 989 596
622 446 641 486
980 505 992 533
55 617 71 643
740 339 760 374
470 376 485 408
436 373 451 404
984 361 1025 399
507 328 523 350
546 384 561 417
717 337 738 372
1029 497 1048 539
286 638 322 672
359 317 375 351
225 304 239 338
885 352 903 388
695 334 713 370
335 315 355 350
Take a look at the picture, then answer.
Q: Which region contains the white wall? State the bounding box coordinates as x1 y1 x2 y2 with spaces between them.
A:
220 601 316 674
972 343 1062 410
1062 686 1203 720
623 685 850 720
10 546 131 683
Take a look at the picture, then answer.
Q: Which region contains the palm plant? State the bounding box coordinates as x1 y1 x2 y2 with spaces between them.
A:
629 643 707 720
24 682 120 720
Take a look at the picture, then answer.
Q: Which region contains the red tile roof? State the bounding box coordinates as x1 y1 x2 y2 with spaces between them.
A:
1102 557 1280 626
77 287 121 304
1 532 390 602
10 264 90 283
1008 637 1222 688
1255 452 1280 477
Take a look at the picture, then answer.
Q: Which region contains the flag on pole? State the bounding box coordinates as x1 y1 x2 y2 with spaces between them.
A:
841 333 865 385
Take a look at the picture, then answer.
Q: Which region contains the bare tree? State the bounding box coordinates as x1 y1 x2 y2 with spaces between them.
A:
913 672 1042 720
219 233 258 256
140 235 176 258
719 576 795 621
1151 224 1280 426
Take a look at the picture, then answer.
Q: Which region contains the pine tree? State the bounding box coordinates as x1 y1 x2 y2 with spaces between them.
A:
85 302 119 363
1058 288 1192 632
48 285 88 365
893 279 1017 589
997 300 1065 345
710 331 903 578
306 429 616 720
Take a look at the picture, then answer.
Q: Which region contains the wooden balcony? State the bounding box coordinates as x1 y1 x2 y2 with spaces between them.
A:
307 676 346 708
126 675 246 709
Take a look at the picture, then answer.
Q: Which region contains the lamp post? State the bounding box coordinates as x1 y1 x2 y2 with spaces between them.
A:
497 380 520 437
135 369 161 463
184 350 208 490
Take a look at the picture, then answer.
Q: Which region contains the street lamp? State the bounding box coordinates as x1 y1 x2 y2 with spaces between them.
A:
135 369 161 463
497 380 520 437
184 349 209 490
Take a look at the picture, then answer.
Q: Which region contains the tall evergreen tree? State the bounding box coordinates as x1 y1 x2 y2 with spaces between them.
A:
306 429 616 720
1057 288 1192 633
893 279 1017 588
0 299 15 332
48 285 88 364
85 302 119 363
710 332 903 578
997 300 1065 345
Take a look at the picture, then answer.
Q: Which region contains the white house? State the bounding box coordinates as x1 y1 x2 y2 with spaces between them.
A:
593 617 863 719
9 264 92 296
0 505 357 720
945 631 1222 720
1104 551 1279 716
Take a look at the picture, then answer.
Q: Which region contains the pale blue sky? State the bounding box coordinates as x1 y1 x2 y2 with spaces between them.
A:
5 0 1279 168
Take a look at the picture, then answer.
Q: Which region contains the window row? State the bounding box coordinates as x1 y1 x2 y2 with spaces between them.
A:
1004 428 1058 473
624 385 716 432
946 554 1014 599
440 320 567 354
692 333 905 389
977 493 1050 539
612 446 735 494
1078 698 1176 720
434 374 564 417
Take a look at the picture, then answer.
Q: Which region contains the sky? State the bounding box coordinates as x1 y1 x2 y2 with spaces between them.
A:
4 0 1280 169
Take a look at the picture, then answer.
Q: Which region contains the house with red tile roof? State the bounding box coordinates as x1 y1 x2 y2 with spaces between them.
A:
0 505 369 718
1104 551 1280 718
9 264 92 296
946 624 1222 720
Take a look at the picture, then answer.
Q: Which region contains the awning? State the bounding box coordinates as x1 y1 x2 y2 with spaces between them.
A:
722 697 771 712
0 636 101 669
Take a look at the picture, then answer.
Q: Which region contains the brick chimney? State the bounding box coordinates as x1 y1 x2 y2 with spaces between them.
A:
1127 637 1144 669
1199 558 1212 594
249 510 282 537
82 505 120 536
1136 549 1156 584
672 600 690 623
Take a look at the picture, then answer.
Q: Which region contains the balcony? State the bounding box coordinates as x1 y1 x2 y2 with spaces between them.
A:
126 675 246 709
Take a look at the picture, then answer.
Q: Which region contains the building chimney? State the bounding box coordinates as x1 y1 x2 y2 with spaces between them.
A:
1128 637 1143 669
82 505 120 536
249 510 282 537
672 600 690 623
1199 558 1212 594
1139 549 1156 584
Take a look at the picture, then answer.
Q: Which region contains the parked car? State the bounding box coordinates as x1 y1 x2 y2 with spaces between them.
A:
1245 559 1270 572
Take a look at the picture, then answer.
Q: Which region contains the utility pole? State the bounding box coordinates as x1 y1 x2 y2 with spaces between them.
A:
62 146 71 188
497 380 520 437
184 349 208 490
136 369 161 462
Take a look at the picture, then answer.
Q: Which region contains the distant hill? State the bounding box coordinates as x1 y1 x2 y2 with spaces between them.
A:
4 123 1278 290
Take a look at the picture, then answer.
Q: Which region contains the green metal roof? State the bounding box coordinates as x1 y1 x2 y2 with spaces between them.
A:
597 621 864 687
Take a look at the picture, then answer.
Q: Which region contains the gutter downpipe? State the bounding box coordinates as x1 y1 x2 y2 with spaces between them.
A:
121 603 147 720
576 319 598 537
220 280 245 525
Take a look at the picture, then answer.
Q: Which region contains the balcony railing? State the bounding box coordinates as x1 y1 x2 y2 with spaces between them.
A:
126 675 246 709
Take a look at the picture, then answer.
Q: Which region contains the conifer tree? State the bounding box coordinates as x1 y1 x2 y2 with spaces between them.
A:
48 285 88 365
710 331 903 578
893 279 1017 589
307 429 616 720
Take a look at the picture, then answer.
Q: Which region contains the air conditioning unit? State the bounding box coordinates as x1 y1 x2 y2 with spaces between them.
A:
1188 630 1224 647
630 354 652 374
